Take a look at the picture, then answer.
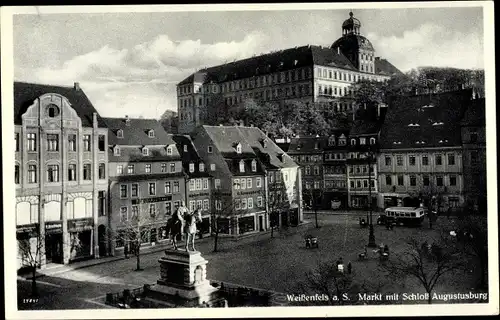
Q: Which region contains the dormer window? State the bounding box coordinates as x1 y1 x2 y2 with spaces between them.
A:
113 146 121 156
297 144 302 151
142 147 149 156
148 130 155 138
183 145 188 152
314 142 319 149
251 160 257 172
370 137 376 145
360 138 366 145
408 123 420 127
235 143 242 154
277 154 284 162
432 122 444 126
117 130 124 139
260 138 267 148
189 163 195 173
166 146 173 155
199 163 205 172
47 104 60 118
210 163 216 171
240 160 246 173
208 146 213 153
328 136 336 146
351 139 356 145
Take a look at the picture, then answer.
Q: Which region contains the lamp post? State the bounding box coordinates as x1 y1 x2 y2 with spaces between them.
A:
367 152 376 248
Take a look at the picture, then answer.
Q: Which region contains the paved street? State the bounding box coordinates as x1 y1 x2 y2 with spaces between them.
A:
18 212 479 309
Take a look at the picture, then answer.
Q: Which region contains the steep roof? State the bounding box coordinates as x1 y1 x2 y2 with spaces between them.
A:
14 81 106 127
179 44 395 86
287 136 327 154
349 118 382 136
237 126 298 169
380 89 472 150
172 134 211 178
202 125 257 159
103 117 175 146
461 98 485 127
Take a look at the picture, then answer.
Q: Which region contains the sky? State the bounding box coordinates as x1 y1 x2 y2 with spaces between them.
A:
12 5 485 119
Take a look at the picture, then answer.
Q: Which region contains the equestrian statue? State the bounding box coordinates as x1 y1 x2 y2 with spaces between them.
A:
166 201 202 252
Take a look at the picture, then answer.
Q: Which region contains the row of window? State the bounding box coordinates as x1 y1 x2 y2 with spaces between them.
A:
114 145 174 157
119 181 181 198
305 181 321 189
222 84 313 107
315 67 382 82
325 153 347 160
290 154 322 163
349 179 376 189
188 199 211 212
235 197 264 210
116 162 177 175
188 178 210 191
15 163 105 184
268 171 290 184
384 154 457 167
348 165 376 175
384 174 458 187
324 166 346 174
303 166 321 176
16 133 106 152
325 180 347 189
234 177 262 189
318 84 352 97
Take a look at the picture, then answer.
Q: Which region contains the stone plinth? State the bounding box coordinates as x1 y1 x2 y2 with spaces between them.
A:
146 249 219 306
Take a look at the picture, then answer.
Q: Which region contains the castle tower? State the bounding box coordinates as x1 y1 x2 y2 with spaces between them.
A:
331 11 376 74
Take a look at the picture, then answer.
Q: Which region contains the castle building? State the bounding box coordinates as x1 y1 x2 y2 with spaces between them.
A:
177 12 401 134
378 89 472 211
15 82 109 268
104 117 186 256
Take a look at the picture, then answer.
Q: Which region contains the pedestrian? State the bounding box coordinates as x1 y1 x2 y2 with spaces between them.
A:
124 243 129 259
347 262 352 274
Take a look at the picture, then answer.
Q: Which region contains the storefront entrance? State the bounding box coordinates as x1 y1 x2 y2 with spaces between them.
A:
259 215 264 231
45 233 63 264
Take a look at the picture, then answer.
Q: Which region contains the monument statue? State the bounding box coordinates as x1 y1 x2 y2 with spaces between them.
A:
167 201 202 252
184 208 202 252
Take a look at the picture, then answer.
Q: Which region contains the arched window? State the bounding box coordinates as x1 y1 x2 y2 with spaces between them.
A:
370 137 376 145
251 160 257 172
239 160 245 173
142 147 149 156
351 139 356 145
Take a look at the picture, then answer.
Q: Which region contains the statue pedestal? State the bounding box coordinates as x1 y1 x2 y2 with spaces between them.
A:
146 249 219 307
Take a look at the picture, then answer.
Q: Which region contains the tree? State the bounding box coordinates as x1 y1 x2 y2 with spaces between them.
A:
304 188 324 228
384 237 462 304
114 204 159 271
297 259 386 306
159 110 177 133
452 215 488 288
210 188 239 252
265 172 293 238
17 227 44 297
199 93 231 126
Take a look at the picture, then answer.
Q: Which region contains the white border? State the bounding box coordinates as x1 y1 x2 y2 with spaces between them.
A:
2 2 498 319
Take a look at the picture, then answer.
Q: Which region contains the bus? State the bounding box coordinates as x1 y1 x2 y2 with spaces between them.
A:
377 207 428 226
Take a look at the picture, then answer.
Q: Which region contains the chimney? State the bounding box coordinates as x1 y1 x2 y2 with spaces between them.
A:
337 47 340 55
93 112 98 129
74 82 80 91
125 115 131 126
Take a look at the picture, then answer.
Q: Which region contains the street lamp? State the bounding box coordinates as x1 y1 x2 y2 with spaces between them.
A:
367 151 376 248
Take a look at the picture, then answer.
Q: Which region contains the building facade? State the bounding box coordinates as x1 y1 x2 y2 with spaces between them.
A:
15 82 109 269
378 90 472 211
323 130 350 209
177 12 401 134
190 125 301 235
287 136 326 208
460 97 486 213
104 117 185 256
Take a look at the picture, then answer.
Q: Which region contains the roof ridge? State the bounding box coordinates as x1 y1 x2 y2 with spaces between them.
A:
14 80 74 89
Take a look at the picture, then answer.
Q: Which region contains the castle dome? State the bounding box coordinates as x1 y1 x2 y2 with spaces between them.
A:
331 34 374 52
342 11 361 29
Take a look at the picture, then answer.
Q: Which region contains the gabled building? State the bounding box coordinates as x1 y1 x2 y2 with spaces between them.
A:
237 126 303 228
378 89 472 211
172 134 212 236
177 11 401 134
190 125 301 235
14 82 109 268
287 136 326 208
104 116 185 256
460 96 486 214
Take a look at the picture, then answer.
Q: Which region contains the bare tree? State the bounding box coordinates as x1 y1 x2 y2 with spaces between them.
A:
384 237 463 304
210 188 238 252
452 215 488 288
114 203 160 271
266 173 293 238
17 228 44 297
304 188 324 228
